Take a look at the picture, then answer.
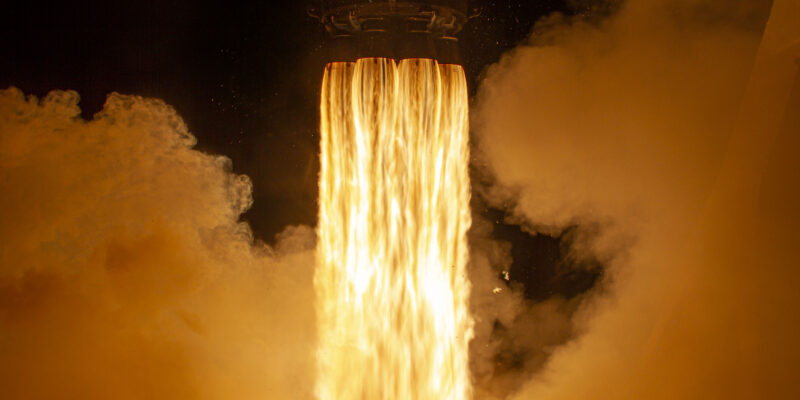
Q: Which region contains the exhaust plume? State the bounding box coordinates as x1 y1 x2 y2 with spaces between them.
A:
473 0 800 398
315 58 473 399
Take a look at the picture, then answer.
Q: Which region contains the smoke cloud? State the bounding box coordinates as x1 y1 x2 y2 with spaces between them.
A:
473 0 800 398
3 0 798 398
0 88 316 399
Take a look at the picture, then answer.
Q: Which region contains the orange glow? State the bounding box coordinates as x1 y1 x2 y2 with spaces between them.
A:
315 58 473 399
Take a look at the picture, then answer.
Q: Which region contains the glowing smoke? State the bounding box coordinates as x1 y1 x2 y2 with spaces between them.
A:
2 0 797 398
473 0 800 398
0 88 316 399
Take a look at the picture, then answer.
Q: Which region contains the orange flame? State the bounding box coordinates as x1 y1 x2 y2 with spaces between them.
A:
315 58 473 399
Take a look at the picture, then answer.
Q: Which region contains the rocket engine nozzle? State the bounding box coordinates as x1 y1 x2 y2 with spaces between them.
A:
310 1 472 64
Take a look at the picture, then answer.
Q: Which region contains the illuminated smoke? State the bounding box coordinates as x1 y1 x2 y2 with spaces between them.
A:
3 0 796 398
473 0 800 399
315 58 473 399
0 88 316 399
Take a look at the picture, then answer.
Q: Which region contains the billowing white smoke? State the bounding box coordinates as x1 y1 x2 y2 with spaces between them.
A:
0 88 316 399
473 0 800 398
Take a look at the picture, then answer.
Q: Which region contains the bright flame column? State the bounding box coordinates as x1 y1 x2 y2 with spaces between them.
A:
315 58 473 400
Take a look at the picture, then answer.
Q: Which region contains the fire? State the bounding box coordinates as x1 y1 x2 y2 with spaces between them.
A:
315 58 473 399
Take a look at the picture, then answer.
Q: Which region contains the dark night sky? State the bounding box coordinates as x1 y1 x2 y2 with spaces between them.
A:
1 0 601 300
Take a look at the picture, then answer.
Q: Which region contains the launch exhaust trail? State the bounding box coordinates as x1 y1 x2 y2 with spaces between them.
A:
312 2 474 398
316 56 472 400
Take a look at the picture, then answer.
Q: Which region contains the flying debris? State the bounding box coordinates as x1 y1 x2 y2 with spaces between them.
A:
309 0 474 63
